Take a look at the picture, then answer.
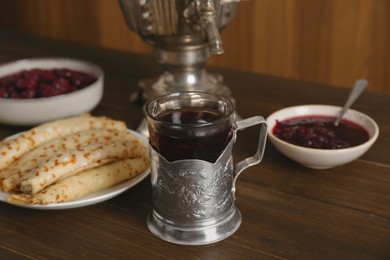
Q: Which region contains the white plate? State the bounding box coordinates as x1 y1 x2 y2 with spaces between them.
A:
0 129 150 210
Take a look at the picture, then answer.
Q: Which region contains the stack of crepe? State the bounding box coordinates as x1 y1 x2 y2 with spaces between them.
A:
0 114 149 205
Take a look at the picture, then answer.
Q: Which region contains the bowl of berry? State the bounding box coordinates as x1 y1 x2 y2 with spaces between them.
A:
0 57 103 125
266 105 379 169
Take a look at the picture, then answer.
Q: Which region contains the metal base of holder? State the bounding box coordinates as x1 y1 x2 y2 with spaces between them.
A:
147 206 242 246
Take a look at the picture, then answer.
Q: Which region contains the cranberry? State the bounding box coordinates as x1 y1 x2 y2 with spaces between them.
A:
273 115 369 149
53 78 72 94
0 68 97 99
0 88 9 98
21 89 37 99
41 70 55 83
39 84 57 97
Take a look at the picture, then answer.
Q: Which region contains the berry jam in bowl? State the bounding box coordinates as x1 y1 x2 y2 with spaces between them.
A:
0 57 103 125
266 105 379 169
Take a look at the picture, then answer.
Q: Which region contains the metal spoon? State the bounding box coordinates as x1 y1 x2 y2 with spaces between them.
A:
334 79 368 126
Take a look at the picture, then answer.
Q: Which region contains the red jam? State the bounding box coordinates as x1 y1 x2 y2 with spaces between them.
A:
272 115 369 149
0 68 97 99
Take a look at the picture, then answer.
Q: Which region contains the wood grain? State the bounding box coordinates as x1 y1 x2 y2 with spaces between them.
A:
0 0 389 93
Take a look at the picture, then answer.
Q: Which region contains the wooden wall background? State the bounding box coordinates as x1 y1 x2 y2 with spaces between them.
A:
0 0 389 94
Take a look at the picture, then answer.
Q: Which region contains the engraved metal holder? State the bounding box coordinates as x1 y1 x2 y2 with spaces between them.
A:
146 114 267 245
119 0 240 101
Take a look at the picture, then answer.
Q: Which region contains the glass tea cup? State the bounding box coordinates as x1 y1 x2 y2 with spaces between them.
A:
144 92 267 245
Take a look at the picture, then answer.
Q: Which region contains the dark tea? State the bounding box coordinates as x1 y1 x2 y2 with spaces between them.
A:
148 107 233 163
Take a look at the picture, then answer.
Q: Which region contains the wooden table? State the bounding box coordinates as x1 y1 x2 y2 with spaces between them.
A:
0 30 389 259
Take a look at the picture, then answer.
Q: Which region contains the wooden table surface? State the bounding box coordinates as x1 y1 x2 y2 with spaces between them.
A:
0 30 389 259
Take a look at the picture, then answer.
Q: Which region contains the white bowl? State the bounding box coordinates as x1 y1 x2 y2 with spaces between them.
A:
266 105 379 169
0 57 103 126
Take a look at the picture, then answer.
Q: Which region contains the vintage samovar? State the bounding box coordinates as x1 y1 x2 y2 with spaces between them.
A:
119 0 241 102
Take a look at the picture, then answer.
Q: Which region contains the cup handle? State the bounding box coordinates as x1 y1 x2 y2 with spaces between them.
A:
232 116 267 194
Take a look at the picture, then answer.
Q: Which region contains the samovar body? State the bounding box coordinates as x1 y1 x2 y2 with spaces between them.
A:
119 0 239 100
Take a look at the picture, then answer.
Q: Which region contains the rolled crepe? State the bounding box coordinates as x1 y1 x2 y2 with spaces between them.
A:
0 115 127 171
18 136 147 194
1 129 137 192
7 156 149 205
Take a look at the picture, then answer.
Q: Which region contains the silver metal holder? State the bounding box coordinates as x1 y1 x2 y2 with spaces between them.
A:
146 116 267 245
147 139 240 245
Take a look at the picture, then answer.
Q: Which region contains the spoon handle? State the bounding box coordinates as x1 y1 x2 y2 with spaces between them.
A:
334 79 368 126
